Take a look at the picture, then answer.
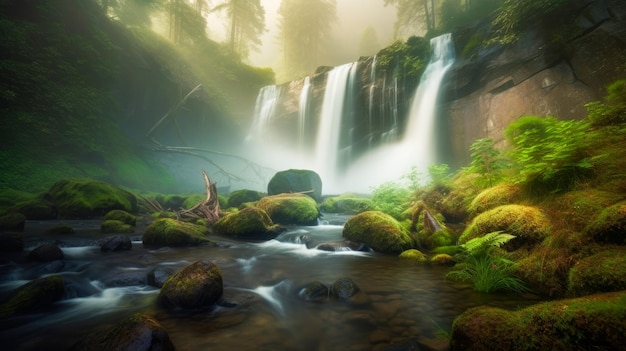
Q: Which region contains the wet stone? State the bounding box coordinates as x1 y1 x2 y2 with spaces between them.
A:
298 281 329 302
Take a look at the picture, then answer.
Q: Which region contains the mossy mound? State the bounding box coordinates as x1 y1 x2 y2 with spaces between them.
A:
227 189 263 209
467 183 521 218
567 248 626 297
548 189 623 233
158 259 223 309
45 224 74 235
181 193 204 209
142 218 210 247
101 220 134 234
267 169 322 202
584 201 626 245
11 198 57 220
0 212 25 232
0 275 64 319
399 249 427 263
427 229 456 249
437 173 482 222
320 194 373 214
68 313 174 351
431 245 463 256
431 253 455 265
104 209 136 226
44 179 137 219
212 207 278 240
459 205 551 250
515 245 574 297
256 193 320 226
450 291 626 351
343 211 414 254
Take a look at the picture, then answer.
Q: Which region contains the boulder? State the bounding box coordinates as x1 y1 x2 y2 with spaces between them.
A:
450 291 626 351
212 207 278 240
584 201 626 245
158 259 223 309
29 243 64 262
44 179 137 219
298 281 329 302
329 277 359 299
45 224 74 235
0 212 25 232
68 313 174 351
101 235 132 252
343 211 413 254
398 249 427 263
256 193 320 226
567 248 626 297
0 275 64 319
147 267 176 288
142 218 210 247
320 194 373 214
101 219 134 234
103 209 137 226
0 232 23 252
267 169 322 202
226 189 263 208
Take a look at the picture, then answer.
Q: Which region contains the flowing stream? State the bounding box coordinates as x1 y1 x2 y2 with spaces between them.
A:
0 215 539 351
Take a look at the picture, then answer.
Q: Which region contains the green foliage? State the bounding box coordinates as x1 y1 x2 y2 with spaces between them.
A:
428 163 451 184
505 116 592 194
370 181 412 220
491 0 568 44
586 79 626 127
447 231 529 293
376 36 429 82
467 138 509 188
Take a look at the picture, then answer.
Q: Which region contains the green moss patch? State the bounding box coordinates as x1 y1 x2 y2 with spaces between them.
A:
399 249 427 263
212 207 277 240
343 211 414 254
0 275 65 319
468 183 521 218
226 189 263 209
142 218 209 247
256 193 320 226
320 194 373 214
567 248 626 297
584 201 626 245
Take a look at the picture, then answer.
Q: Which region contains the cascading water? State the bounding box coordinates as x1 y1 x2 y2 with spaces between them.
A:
298 76 311 151
314 62 356 189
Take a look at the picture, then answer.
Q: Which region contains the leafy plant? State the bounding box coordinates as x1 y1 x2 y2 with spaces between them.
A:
467 138 509 188
428 163 451 185
586 79 626 127
491 0 568 44
446 231 529 293
370 180 412 220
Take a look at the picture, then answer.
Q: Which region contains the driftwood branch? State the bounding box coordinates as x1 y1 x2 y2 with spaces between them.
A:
178 170 222 223
145 83 203 138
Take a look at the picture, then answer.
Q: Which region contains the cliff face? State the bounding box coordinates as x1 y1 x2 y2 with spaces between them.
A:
444 0 626 165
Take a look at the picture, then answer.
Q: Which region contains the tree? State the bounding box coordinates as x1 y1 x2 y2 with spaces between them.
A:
166 0 208 45
358 25 381 57
277 0 337 78
384 0 437 37
213 0 266 59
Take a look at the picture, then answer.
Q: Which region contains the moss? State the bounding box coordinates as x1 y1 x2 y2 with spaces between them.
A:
320 194 373 214
450 291 626 351
428 229 457 249
431 245 462 256
546 189 623 233
567 248 626 297
103 209 136 226
45 224 74 235
101 219 134 234
584 201 626 245
459 205 551 251
256 193 320 226
0 275 65 319
399 249 427 263
467 183 521 218
227 189 263 208
151 211 177 219
158 259 223 309
0 212 26 231
44 178 137 218
343 211 414 254
267 169 323 202
516 245 576 297
142 218 210 247
181 193 205 209
438 172 482 223
212 207 277 239
431 253 455 265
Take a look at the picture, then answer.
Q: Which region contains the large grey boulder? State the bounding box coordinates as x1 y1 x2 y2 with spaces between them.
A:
267 169 322 202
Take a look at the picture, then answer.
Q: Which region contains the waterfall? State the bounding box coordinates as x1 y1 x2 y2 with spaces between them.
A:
247 84 282 141
298 76 311 151
314 62 356 190
402 33 456 170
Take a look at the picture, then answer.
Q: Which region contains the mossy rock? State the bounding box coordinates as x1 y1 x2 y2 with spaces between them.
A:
0 275 65 319
256 193 320 226
431 253 455 265
213 207 278 240
450 291 626 351
68 313 174 351
44 179 137 219
320 194 373 214
155 194 185 210
431 245 462 256
151 211 178 219
158 259 223 309
343 211 414 254
101 219 134 234
11 198 57 220
45 224 74 235
142 218 210 247
0 212 25 232
104 209 136 226
584 201 626 245
567 248 626 297
550 189 623 233
459 205 551 250
227 189 263 208
182 193 205 209
467 183 521 218
399 249 427 263
515 246 573 297
438 172 482 222
427 229 456 249
267 169 322 202
29 243 64 262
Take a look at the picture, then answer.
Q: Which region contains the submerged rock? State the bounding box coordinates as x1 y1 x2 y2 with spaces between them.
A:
298 281 329 302
100 235 132 252
68 313 174 351
330 277 360 299
29 243 64 262
0 275 64 319
343 211 413 254
158 259 223 309
450 291 626 351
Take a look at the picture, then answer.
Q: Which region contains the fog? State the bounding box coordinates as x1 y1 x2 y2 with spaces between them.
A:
209 0 398 77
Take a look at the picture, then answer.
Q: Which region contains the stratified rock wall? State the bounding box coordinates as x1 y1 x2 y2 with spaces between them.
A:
445 0 626 165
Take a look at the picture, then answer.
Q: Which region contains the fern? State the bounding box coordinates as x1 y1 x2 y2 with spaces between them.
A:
462 231 516 256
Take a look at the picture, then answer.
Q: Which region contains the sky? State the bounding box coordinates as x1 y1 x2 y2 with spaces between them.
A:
208 0 398 71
